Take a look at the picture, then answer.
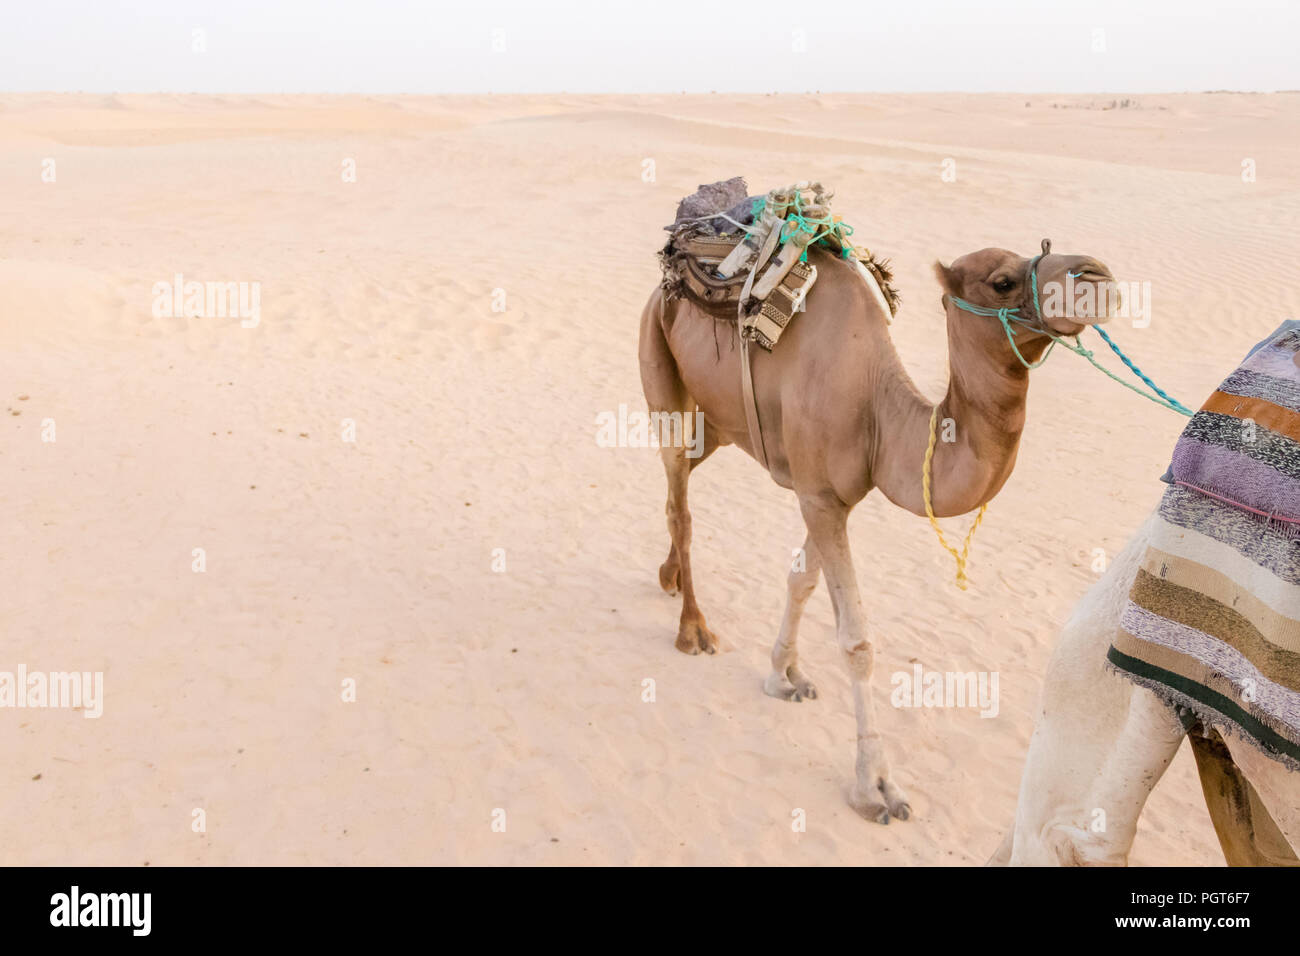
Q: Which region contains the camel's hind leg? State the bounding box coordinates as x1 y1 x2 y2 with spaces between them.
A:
657 432 718 596
763 533 821 702
639 291 719 655
658 437 719 655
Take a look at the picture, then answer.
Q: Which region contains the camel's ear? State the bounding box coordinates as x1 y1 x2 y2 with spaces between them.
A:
933 260 961 296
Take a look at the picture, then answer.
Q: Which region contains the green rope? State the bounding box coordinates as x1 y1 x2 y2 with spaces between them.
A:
948 296 1056 369
744 189 862 265
1052 332 1193 416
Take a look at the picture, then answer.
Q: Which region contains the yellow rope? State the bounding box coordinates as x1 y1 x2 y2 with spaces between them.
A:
922 405 987 590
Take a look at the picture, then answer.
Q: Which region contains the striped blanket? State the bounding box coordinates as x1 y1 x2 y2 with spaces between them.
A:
1108 326 1300 771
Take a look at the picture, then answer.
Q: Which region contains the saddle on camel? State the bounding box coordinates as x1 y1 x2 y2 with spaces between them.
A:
658 177 899 470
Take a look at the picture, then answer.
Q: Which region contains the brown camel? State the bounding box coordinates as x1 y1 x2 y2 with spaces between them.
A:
638 240 1119 823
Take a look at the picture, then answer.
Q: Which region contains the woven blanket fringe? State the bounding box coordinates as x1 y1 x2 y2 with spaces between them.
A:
1104 657 1300 775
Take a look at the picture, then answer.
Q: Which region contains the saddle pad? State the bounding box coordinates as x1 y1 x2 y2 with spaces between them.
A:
1108 327 1300 771
661 233 818 352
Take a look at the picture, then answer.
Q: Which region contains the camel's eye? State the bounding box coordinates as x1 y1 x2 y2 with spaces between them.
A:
991 275 1015 294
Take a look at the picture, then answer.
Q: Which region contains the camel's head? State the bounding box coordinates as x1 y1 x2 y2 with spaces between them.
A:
934 241 1121 340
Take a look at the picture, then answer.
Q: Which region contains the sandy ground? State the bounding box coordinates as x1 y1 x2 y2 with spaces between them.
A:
2 92 1298 865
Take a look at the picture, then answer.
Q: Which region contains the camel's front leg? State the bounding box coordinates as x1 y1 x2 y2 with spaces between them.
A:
1038 687 1185 865
1004 512 1186 865
800 494 910 823
763 533 821 702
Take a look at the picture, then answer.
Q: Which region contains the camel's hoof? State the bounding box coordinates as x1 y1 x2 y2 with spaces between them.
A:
675 618 719 655
881 779 912 821
658 561 680 596
851 795 892 825
789 668 817 700
850 780 912 825
763 673 799 700
763 668 817 702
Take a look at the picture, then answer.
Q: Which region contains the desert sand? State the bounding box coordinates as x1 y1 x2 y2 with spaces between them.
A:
2 91 1298 865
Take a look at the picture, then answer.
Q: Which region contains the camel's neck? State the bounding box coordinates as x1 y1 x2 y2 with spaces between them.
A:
870 303 1048 518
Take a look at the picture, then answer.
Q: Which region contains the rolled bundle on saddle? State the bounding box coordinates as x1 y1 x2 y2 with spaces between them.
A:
659 177 898 352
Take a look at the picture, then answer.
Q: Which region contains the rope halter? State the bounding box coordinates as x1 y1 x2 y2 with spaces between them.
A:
942 238 1192 414
947 238 1056 369
925 238 1193 587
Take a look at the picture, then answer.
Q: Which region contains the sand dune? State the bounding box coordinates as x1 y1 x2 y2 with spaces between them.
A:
2 93 1298 864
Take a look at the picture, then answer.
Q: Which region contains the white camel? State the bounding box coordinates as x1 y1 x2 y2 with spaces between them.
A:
991 508 1300 866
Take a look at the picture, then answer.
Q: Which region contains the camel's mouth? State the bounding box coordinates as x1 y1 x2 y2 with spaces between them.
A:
1039 268 1122 334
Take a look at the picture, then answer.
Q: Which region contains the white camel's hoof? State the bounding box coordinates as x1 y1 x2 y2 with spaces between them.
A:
850 785 891 824
763 667 817 702
850 779 912 825
763 673 799 700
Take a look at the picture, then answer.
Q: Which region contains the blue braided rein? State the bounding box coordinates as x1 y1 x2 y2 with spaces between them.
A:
1093 327 1195 416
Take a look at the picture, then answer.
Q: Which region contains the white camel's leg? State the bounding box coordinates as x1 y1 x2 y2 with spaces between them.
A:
800 494 909 823
763 534 821 702
1006 509 1188 865
985 829 1013 866
1040 687 1185 865
1005 510 1148 863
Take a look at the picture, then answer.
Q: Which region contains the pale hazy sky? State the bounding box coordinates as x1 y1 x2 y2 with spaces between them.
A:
3 0 1297 94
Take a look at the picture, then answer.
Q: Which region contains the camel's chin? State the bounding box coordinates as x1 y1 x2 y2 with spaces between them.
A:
1045 319 1090 337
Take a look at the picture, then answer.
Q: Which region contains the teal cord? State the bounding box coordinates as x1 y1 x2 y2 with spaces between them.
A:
1053 332 1193 416
1093 327 1195 416
948 296 1056 369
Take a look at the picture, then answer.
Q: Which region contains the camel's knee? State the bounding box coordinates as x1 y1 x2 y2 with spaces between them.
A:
838 635 874 679
1039 821 1131 867
788 570 818 603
